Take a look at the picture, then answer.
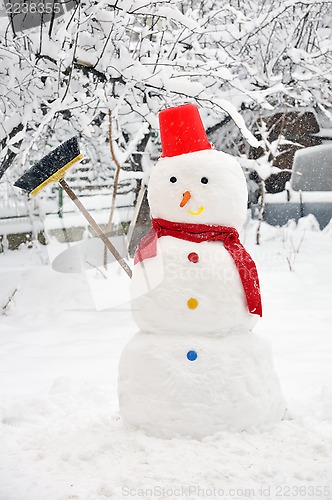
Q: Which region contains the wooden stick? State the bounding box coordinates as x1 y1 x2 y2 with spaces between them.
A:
59 178 132 278
2 288 18 315
104 109 121 269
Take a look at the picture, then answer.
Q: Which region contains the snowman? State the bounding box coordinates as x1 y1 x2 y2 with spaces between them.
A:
118 104 286 439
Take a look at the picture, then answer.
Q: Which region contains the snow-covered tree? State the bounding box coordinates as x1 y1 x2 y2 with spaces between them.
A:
0 0 331 198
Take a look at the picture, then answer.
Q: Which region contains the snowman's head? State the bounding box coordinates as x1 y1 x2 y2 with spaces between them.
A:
148 149 248 229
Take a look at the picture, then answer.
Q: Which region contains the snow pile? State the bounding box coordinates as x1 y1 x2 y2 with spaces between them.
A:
0 219 332 499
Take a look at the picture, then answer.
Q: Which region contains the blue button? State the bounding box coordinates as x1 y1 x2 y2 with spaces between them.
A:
187 350 198 361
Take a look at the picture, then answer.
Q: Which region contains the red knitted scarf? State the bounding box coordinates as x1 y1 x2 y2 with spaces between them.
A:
134 218 262 317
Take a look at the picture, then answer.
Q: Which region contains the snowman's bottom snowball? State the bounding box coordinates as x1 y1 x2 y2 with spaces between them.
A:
118 332 286 439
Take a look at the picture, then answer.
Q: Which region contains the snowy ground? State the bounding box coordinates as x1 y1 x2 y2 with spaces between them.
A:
0 216 332 500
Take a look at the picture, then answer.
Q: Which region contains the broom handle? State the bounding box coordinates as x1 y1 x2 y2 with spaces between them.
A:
59 179 132 278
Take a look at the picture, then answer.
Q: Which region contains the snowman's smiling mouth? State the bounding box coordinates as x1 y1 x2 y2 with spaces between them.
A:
179 191 205 216
188 206 205 216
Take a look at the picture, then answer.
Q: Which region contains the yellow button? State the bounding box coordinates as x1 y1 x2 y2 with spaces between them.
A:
187 298 198 309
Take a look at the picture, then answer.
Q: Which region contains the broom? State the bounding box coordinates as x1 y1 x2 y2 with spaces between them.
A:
14 137 132 278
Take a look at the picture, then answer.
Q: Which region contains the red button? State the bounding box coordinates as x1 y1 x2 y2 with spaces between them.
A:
188 252 199 263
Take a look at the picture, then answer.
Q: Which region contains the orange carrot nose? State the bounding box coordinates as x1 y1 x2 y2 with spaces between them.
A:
180 191 191 207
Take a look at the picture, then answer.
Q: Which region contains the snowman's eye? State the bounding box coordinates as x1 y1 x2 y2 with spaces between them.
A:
170 176 177 183
201 177 208 184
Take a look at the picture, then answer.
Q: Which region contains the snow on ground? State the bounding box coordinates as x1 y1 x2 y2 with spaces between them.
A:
0 216 332 500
